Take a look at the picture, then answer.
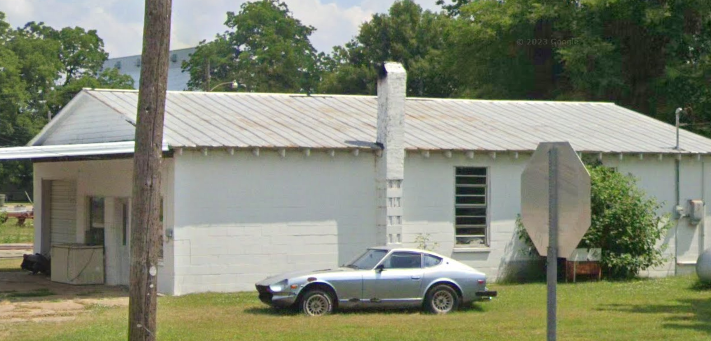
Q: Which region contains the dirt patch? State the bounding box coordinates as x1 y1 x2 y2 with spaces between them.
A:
78 297 129 308
0 271 127 323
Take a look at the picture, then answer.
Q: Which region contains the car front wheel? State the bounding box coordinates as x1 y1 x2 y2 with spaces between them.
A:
301 289 334 316
425 284 460 314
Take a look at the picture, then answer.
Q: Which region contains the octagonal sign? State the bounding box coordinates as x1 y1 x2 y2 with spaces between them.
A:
521 142 591 258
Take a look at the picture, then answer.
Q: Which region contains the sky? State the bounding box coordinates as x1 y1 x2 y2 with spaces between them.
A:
0 0 442 58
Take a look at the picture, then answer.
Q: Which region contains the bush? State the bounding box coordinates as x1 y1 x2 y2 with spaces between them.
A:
517 164 671 279
582 165 671 279
0 211 7 224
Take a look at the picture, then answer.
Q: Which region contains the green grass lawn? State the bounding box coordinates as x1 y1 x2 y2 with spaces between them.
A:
1 276 711 340
0 216 34 244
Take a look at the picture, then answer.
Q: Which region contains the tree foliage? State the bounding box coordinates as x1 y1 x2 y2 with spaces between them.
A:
516 165 671 279
435 0 473 17
0 12 134 189
182 0 320 93
319 0 456 97
184 0 711 129
445 0 711 124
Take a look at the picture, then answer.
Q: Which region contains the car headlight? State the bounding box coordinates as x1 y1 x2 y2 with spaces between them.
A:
269 280 288 292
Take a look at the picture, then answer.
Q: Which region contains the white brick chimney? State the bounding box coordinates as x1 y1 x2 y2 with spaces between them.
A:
375 62 406 246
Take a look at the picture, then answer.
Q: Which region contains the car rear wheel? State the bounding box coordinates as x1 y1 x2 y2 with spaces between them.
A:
425 284 459 314
301 289 334 316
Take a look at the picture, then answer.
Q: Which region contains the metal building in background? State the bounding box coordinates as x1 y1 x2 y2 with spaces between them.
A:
101 47 195 91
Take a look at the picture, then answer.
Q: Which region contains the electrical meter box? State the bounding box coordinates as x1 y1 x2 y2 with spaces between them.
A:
688 200 704 225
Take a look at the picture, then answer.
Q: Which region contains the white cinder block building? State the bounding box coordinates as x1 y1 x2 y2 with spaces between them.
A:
2 63 711 295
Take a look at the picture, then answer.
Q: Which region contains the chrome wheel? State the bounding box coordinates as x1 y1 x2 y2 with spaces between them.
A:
425 284 459 314
302 290 333 316
432 290 454 313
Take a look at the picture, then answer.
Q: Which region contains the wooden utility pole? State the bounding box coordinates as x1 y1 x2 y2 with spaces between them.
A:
128 0 172 340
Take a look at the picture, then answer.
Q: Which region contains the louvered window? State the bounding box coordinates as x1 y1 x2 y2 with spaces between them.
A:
455 167 488 247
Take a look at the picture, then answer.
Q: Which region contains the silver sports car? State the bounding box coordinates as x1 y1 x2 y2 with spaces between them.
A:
255 246 497 316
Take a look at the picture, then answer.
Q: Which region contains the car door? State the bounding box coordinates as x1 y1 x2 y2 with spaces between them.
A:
362 251 424 306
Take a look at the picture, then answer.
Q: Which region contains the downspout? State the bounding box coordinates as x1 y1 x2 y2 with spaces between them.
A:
675 157 680 275
674 108 683 276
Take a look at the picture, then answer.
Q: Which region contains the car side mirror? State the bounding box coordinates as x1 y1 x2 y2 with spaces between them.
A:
375 264 385 273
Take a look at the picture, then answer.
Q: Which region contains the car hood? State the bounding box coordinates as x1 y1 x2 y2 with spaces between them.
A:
256 267 352 286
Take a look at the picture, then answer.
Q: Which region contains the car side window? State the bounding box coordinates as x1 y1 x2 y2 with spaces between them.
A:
424 254 443 268
382 252 422 269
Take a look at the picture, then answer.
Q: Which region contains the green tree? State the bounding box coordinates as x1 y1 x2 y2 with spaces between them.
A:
183 34 237 91
320 0 455 97
319 41 378 95
445 0 711 126
516 165 671 279
435 0 472 16
559 0 711 124
447 0 576 99
22 22 109 85
183 0 320 93
48 68 135 114
0 12 134 191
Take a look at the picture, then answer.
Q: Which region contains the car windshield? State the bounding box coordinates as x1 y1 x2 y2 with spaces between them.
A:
346 249 388 270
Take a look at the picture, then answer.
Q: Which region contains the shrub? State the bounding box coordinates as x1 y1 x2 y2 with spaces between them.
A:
582 165 671 279
517 164 671 279
0 211 7 224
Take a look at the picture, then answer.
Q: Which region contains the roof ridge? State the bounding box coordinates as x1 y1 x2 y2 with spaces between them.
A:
82 88 616 104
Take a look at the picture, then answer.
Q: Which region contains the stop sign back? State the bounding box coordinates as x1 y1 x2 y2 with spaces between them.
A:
521 142 591 258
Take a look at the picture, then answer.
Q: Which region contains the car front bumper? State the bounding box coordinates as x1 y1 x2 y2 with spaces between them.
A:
256 285 298 307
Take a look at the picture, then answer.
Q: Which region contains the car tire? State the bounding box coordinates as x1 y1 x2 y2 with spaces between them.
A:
301 289 334 316
425 284 460 314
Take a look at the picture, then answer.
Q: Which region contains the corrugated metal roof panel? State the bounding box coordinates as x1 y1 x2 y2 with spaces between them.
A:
75 89 711 154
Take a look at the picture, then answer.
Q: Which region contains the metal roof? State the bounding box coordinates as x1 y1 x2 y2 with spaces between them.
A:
68 89 711 154
0 141 168 160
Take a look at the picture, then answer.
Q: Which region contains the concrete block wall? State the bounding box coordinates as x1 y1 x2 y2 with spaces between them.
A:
172 149 378 294
607 155 711 277
399 151 711 281
33 158 175 294
400 152 533 281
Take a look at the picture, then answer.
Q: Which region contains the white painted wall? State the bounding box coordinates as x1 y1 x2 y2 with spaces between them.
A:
30 148 710 294
172 149 377 294
400 152 711 281
400 152 532 280
608 155 710 277
33 158 175 293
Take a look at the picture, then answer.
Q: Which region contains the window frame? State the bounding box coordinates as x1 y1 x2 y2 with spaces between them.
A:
454 166 490 248
87 197 106 246
378 251 423 270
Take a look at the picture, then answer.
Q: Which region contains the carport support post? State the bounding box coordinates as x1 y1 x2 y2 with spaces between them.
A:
547 146 558 341
128 0 172 340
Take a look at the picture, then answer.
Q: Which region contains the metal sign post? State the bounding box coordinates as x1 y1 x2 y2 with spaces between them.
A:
521 142 591 341
547 146 558 341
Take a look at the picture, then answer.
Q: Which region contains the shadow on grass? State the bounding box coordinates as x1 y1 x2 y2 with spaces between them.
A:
598 298 711 335
690 280 711 291
244 302 485 316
